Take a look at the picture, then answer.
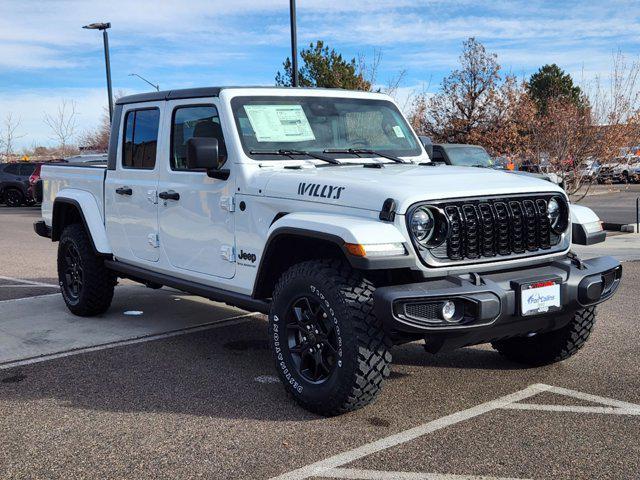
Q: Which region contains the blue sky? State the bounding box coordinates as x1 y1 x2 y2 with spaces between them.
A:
1 0 639 149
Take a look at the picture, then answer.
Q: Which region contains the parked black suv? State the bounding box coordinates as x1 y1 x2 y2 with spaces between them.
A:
0 162 38 207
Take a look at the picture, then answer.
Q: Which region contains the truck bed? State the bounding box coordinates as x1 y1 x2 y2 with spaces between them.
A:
41 163 107 227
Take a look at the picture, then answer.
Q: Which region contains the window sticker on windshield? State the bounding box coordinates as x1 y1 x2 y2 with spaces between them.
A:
392 125 405 138
244 105 316 142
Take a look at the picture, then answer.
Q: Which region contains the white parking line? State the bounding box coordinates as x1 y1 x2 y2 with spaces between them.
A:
322 468 528 480
0 284 58 288
0 275 58 288
271 384 640 480
0 312 259 370
539 384 640 409
270 384 552 480
0 293 60 304
503 403 640 415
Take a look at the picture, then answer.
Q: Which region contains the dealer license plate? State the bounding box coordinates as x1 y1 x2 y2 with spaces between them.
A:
520 279 561 316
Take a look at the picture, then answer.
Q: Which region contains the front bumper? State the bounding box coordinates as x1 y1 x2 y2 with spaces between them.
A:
374 256 622 351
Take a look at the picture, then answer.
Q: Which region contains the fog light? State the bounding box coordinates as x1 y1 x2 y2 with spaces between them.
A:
441 300 456 321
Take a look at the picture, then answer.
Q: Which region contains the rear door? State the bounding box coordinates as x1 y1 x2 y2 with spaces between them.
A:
105 104 163 263
156 100 236 279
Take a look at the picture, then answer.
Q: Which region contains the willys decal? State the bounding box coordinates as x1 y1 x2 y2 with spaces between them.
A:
297 182 346 200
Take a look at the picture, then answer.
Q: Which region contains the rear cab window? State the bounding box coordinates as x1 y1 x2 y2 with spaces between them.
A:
122 108 160 169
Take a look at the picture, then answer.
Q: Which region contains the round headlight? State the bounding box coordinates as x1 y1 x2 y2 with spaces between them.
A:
547 197 567 233
410 208 435 243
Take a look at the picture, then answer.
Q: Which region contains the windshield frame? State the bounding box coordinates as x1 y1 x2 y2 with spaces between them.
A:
230 95 422 161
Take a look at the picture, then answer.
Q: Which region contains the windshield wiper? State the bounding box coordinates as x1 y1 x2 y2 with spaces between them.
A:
322 148 407 164
249 149 342 165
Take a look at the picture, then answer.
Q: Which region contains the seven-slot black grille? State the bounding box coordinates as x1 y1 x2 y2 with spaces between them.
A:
419 195 564 263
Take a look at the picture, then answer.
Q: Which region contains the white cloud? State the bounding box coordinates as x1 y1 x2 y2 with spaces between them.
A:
0 0 638 149
0 88 115 150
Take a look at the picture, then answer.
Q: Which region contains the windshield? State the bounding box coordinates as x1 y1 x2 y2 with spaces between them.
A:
231 96 421 160
445 146 493 167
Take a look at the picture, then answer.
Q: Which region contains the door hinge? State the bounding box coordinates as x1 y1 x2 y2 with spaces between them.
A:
147 189 158 204
147 233 160 248
220 245 236 262
220 196 235 212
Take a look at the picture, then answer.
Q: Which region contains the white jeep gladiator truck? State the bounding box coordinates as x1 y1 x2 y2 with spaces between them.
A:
35 87 621 416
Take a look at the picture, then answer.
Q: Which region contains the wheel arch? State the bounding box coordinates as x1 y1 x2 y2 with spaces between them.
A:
52 193 112 255
252 212 415 300
252 229 348 300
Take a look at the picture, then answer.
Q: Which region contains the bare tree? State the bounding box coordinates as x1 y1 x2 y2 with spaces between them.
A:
79 107 110 152
410 38 532 156
410 38 504 145
43 100 79 156
1 113 25 159
531 52 640 197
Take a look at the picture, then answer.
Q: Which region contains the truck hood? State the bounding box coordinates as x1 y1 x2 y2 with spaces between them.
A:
262 163 566 214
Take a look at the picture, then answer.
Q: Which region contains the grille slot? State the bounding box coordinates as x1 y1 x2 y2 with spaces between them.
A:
417 195 565 264
477 203 496 257
461 204 480 259
444 206 464 260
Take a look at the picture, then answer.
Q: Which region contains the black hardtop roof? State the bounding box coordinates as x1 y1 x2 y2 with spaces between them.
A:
116 86 358 105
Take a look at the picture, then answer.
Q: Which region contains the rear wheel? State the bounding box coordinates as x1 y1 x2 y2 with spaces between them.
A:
268 259 392 416
4 188 24 207
58 223 115 316
492 307 596 366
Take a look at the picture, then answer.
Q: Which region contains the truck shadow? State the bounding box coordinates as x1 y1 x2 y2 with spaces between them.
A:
393 343 528 371
0 316 526 422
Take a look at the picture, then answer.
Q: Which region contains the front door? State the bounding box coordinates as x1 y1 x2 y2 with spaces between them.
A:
105 104 163 263
157 100 235 279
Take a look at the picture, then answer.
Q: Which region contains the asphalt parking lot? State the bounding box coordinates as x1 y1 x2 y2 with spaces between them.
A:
574 184 640 225
1 206 640 479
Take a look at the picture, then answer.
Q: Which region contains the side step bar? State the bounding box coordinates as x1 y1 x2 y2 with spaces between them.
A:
104 260 270 314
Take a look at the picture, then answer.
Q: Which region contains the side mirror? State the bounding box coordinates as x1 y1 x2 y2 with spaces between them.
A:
418 135 433 159
186 137 229 180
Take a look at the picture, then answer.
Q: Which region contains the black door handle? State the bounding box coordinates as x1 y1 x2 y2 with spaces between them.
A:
159 190 180 201
116 187 133 196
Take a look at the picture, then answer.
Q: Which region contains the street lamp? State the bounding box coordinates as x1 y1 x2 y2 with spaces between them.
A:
129 73 160 92
83 22 113 123
289 0 298 87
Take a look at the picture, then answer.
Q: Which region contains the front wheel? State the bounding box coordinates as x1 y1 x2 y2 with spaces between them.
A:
492 307 596 366
268 259 392 416
58 223 115 316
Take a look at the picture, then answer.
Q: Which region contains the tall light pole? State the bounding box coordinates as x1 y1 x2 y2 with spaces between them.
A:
289 0 298 87
129 73 160 92
83 22 113 123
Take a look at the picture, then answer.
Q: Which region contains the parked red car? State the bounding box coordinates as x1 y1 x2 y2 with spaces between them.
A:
27 164 42 204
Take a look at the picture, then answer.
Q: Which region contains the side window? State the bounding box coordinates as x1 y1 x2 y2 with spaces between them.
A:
4 164 19 175
122 108 160 169
19 164 35 176
171 105 227 170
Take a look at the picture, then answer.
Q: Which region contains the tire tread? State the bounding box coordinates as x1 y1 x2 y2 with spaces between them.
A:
271 259 391 416
58 223 114 316
492 307 596 366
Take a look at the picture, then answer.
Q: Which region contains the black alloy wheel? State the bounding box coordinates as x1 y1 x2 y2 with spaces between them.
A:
286 295 339 383
4 189 23 207
61 242 84 302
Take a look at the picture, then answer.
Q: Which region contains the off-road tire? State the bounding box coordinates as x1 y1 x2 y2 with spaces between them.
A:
268 259 392 416
4 188 24 207
491 307 596 366
58 223 115 316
